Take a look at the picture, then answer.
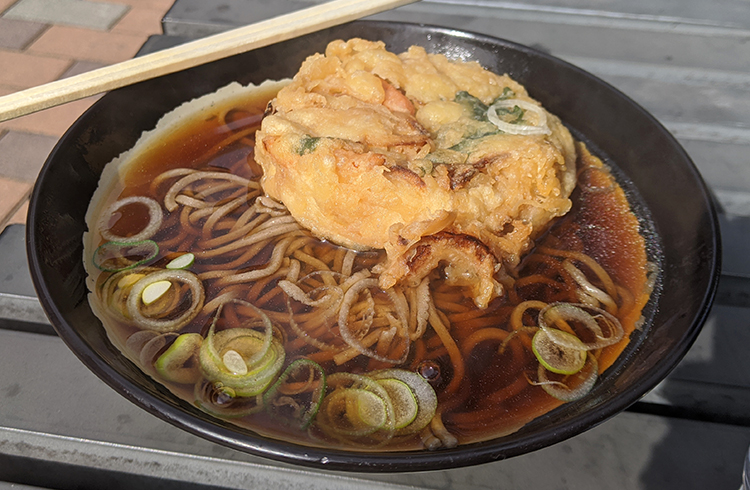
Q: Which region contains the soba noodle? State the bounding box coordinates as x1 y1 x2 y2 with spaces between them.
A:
83 66 654 452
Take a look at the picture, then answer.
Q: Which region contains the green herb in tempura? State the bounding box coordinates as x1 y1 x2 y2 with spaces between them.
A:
297 136 321 155
449 126 500 152
493 104 525 124
454 88 516 122
454 91 488 121
494 87 515 102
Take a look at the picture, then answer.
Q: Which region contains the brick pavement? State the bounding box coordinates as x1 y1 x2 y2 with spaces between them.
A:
0 0 173 231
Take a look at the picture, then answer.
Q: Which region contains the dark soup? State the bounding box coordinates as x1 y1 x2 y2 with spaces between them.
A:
84 78 655 452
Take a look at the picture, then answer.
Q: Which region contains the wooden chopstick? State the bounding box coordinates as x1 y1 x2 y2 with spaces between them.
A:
0 0 418 123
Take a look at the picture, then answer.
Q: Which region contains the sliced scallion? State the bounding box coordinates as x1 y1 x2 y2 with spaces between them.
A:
194 381 265 419
532 329 587 375
117 273 145 289
98 195 163 243
487 99 551 135
371 368 437 435
315 372 395 440
321 388 388 436
126 269 205 333
375 378 417 429
263 359 327 430
199 310 285 397
141 280 172 305
93 240 159 272
154 333 202 384
166 253 195 270
538 303 624 350
536 354 599 402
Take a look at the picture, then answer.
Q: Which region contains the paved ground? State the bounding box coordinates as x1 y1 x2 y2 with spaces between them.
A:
0 0 174 232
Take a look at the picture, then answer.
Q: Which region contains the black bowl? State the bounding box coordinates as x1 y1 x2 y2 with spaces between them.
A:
27 20 720 472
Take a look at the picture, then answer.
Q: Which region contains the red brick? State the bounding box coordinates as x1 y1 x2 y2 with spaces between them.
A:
0 0 19 14
0 18 48 51
60 60 106 79
27 25 148 64
8 198 28 226
0 176 32 228
0 130 58 182
110 6 164 36
108 0 175 11
0 50 70 90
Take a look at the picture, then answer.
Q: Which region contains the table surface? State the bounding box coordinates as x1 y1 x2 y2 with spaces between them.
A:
3 0 750 488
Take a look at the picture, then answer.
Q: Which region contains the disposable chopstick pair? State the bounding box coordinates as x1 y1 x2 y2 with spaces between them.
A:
0 0 418 123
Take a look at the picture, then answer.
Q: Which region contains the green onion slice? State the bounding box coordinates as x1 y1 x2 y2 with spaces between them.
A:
199 303 285 397
319 388 388 436
487 99 551 135
125 330 158 358
154 333 203 384
166 253 195 270
100 268 154 320
532 329 587 375
98 195 163 243
135 331 176 367
141 280 171 305
374 378 417 430
93 240 159 272
536 354 599 402
316 372 395 438
126 270 205 333
538 303 624 350
263 359 327 430
194 381 265 419
371 369 437 434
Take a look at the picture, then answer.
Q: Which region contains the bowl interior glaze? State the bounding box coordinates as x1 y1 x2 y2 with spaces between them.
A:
27 21 720 472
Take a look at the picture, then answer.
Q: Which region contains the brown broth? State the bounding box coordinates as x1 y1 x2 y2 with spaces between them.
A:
88 90 652 451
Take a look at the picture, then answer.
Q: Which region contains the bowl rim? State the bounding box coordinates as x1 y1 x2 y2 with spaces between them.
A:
26 19 722 472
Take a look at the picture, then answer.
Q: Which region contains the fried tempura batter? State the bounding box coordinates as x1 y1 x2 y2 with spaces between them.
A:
256 39 577 308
